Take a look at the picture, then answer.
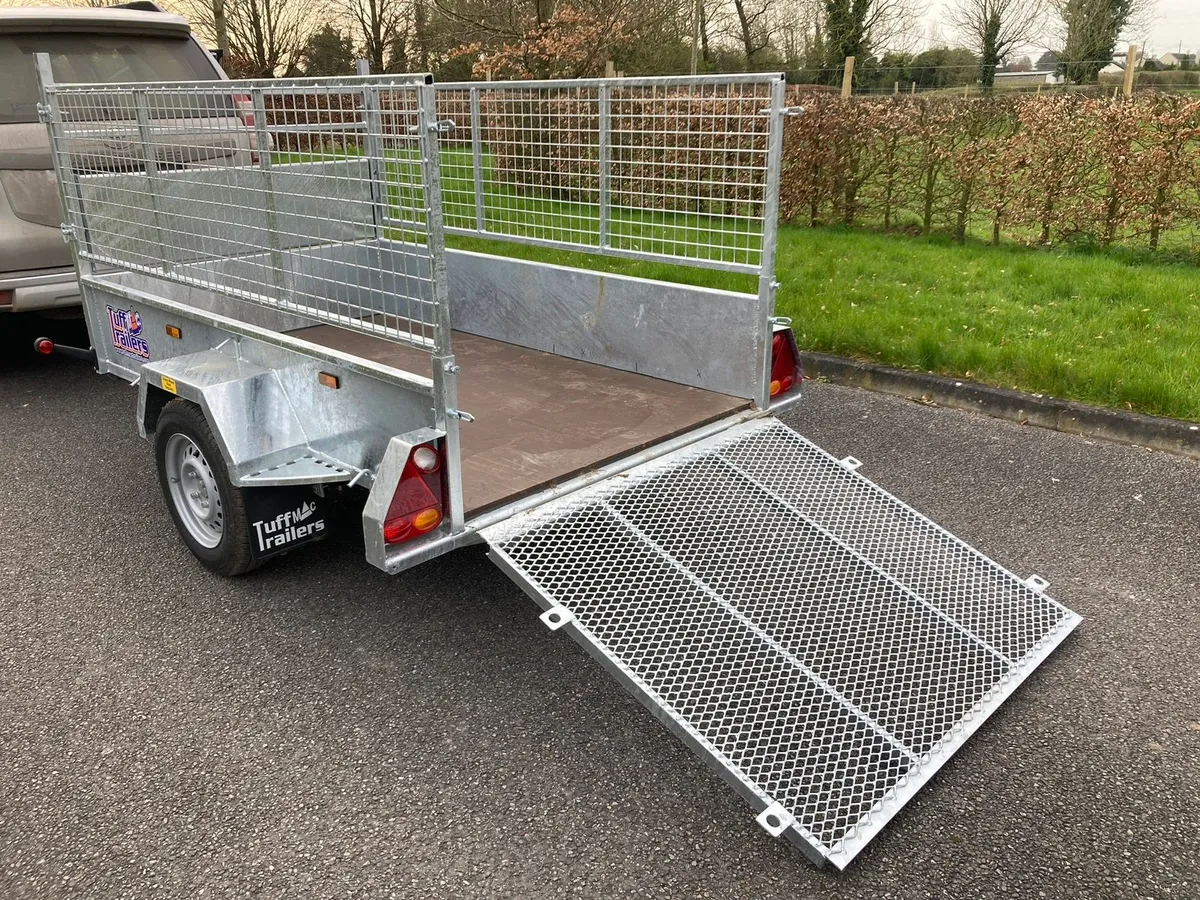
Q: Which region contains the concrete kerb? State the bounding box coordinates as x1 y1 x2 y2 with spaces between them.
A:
799 352 1200 460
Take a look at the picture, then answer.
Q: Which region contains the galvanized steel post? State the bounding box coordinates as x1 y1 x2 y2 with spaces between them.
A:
417 78 465 531
755 75 786 410
251 88 286 295
132 89 172 272
598 82 611 250
470 87 484 233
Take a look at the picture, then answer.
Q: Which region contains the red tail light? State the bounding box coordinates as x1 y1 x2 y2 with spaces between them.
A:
383 442 446 545
769 329 802 398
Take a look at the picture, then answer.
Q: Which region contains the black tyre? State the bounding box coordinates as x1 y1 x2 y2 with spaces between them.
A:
154 398 258 576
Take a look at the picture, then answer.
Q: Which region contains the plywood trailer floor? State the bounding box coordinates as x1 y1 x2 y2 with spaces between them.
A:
289 325 751 516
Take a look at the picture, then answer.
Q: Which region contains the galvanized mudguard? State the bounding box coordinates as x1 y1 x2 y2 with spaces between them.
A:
483 417 1080 868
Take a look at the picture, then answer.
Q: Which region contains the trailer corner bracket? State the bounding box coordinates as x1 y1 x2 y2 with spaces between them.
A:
1024 574 1050 593
756 802 796 838
539 606 576 631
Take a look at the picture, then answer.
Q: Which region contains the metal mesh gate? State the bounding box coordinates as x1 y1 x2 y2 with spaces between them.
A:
483 417 1080 869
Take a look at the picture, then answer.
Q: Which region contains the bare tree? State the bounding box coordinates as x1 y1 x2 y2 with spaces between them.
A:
181 0 313 74
947 0 1046 90
180 0 231 57
728 0 773 63
223 0 309 75
347 0 408 73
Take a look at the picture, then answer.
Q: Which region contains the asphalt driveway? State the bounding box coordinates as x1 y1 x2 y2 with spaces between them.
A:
2 352 1197 899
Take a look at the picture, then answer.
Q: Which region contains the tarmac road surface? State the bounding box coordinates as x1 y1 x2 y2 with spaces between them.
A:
2 350 1197 899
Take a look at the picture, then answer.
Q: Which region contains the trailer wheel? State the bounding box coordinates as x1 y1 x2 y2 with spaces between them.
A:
154 399 258 577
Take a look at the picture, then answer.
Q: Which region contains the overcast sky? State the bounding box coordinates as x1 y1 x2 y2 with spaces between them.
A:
923 0 1199 58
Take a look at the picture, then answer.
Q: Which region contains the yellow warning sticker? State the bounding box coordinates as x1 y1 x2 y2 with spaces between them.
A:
161 375 177 394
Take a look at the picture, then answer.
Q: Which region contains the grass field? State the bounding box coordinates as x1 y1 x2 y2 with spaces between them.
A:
452 227 1200 422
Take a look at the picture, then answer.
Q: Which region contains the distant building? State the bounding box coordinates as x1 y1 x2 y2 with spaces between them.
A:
993 69 1065 86
1159 52 1196 68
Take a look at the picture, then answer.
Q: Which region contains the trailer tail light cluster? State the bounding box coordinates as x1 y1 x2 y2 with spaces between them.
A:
383 442 446 545
770 328 802 398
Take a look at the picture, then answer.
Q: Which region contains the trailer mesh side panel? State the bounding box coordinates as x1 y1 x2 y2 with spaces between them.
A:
42 74 445 351
483 418 1079 868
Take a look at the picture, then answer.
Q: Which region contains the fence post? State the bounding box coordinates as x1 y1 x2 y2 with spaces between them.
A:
606 59 615 78
1123 44 1138 98
841 56 855 98
893 81 899 95
598 82 611 250
910 81 916 95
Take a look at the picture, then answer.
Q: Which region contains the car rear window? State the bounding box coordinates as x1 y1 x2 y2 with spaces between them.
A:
0 32 226 124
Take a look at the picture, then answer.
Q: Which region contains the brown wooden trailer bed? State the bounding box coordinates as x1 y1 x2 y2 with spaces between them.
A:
290 324 750 517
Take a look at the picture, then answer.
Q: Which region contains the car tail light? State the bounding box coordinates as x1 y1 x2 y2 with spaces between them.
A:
383 442 446 545
233 93 260 162
233 93 255 127
0 289 12 307
769 328 802 398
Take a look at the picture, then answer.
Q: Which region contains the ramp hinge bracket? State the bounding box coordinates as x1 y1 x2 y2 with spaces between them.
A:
769 316 792 328
60 223 76 243
37 102 51 123
539 605 575 631
446 408 475 423
839 455 863 472
1024 574 1050 593
756 802 796 838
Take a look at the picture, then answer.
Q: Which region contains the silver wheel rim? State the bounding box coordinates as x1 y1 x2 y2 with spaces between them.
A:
164 432 224 549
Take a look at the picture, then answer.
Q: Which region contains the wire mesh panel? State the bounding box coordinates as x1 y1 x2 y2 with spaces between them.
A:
41 73 446 350
483 417 1080 869
436 75 781 275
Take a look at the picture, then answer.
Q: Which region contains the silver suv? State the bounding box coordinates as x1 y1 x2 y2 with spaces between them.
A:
0 3 247 320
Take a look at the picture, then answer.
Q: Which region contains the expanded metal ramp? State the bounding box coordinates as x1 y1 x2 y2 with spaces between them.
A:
482 417 1080 868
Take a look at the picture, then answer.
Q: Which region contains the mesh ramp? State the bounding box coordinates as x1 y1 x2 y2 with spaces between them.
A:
481 417 1080 868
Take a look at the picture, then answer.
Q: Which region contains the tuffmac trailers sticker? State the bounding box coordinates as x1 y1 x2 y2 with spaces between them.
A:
247 495 327 559
106 305 150 360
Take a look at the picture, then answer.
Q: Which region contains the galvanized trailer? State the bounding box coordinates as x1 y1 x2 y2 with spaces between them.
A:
37 60 1080 869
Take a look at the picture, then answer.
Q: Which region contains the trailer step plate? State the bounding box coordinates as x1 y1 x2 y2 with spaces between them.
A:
481 417 1080 869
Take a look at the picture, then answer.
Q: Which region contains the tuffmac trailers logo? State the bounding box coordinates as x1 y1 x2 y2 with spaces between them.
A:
106 305 150 360
251 500 325 554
